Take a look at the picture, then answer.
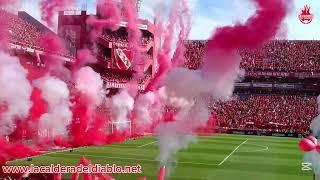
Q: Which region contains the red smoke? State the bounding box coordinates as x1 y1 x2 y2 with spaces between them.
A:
74 49 96 70
146 0 191 91
68 91 123 147
68 93 92 147
40 34 66 52
40 34 71 79
29 88 48 121
172 0 191 67
10 88 48 141
87 0 121 43
68 93 110 147
122 0 142 65
145 53 171 91
208 0 288 50
202 0 291 95
203 0 289 74
0 1 16 47
0 0 15 6
0 138 39 165
19 60 47 81
40 0 74 27
196 115 217 135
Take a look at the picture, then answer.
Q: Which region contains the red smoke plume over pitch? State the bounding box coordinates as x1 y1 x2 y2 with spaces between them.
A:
203 0 288 78
0 0 290 179
153 0 289 177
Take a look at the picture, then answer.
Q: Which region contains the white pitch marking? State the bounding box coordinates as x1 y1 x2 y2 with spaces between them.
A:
218 139 248 166
47 153 219 166
240 143 269 153
7 147 82 163
137 140 158 148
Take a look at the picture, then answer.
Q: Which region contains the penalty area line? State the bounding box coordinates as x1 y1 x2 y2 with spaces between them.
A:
218 139 248 166
137 140 158 148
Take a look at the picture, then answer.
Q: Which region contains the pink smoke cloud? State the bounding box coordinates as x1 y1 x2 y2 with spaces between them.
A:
40 0 75 27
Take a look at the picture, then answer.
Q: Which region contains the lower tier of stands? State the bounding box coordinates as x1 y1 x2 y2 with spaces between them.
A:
213 95 317 134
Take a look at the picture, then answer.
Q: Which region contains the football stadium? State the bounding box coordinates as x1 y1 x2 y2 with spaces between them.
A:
0 0 319 180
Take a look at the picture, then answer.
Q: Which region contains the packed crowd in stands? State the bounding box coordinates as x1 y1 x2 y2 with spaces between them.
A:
141 36 153 46
102 32 128 43
137 74 151 84
101 30 153 46
0 10 75 58
100 71 132 83
100 70 151 85
0 10 42 47
212 95 317 134
184 40 320 72
184 41 205 69
240 41 320 72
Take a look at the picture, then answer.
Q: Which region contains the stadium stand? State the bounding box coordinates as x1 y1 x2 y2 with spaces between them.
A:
240 41 320 72
0 10 42 47
183 40 319 134
212 95 316 134
101 71 132 83
99 69 150 85
184 40 320 72
0 10 74 59
184 40 205 69
101 28 154 46
18 11 55 35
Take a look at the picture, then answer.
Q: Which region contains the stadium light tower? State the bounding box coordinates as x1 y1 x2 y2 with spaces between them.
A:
136 0 142 12
81 2 87 11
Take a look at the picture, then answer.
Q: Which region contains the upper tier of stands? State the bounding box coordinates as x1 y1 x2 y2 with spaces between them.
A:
3 9 319 85
184 40 320 73
0 10 42 47
3 9 319 74
0 10 75 58
101 29 154 46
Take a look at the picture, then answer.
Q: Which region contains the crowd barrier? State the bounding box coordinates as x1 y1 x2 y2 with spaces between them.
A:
222 129 305 138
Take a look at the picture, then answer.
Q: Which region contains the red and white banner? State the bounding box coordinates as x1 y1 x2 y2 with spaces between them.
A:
106 82 145 90
113 43 132 70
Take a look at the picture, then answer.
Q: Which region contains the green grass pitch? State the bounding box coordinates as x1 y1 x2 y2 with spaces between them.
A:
9 134 313 180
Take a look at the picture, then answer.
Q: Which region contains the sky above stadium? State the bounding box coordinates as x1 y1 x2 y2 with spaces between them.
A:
19 0 320 40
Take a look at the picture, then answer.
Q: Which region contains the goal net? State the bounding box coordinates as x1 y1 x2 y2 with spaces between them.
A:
106 121 132 135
